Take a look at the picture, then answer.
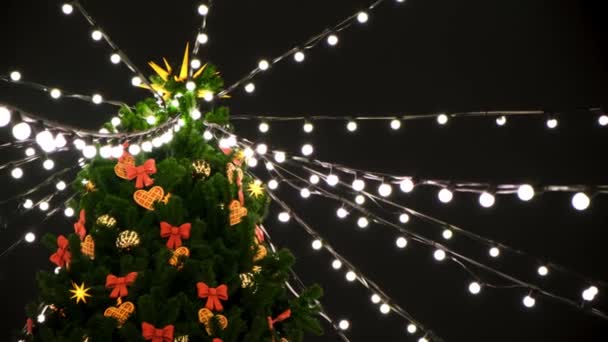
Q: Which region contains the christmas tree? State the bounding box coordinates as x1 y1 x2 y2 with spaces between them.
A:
22 46 323 342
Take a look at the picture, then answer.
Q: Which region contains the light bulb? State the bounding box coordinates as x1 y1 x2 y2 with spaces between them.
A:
25 147 36 157
247 157 258 167
99 128 110 134
355 195 366 204
437 114 449 125
399 179 414 193
110 145 123 158
268 179 279 190
357 217 369 228
537 265 549 277
131 76 142 86
489 247 500 258
523 295 536 308
258 59 270 71
198 3 209 15
309 174 320 184
37 314 45 323
588 286 599 296
438 188 453 203
278 212 290 222
433 249 446 261
378 183 392 197
74 138 86 150
300 188 311 198
0 106 10 127
83 145 97 159
407 324 417 334
152 137 162 147
256 144 267 155
419 337 429 342
469 282 482 295
294 51 305 62
185 81 196 91
189 109 202 120
43 159 55 170
64 207 75 217
337 207 349 218
357 11 369 23
345 271 356 282
91 29 103 41
390 119 401 130
23 199 33 209
146 115 156 125
599 115 608 126
11 167 23 179
346 120 357 132
442 229 453 240
243 147 254 159
128 144 141 156
39 201 49 211
303 121 314 133
311 239 323 250
197 33 209 44
517 184 535 201
352 179 365 191
203 130 213 140
265 162 274 170
191 59 201 69
36 130 56 152
546 118 558 129
53 133 66 149
25 232 36 243
399 213 410 223
327 34 339 46
395 237 407 248
12 122 32 140
496 115 507 126
110 53 121 64
338 319 350 330
244 83 255 93
332 259 343 270
170 99 179 108
479 192 495 208
54 266 61 274
259 122 269 133
92 94 103 104
10 71 22 81
225 135 237 147
572 192 590 211
326 174 339 186
371 294 381 304
61 3 73 14
301 144 314 156
582 288 596 301
379 303 391 314
50 88 62 99
274 151 286 163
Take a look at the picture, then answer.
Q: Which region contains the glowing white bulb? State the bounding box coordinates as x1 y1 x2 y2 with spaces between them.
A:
336 207 349 219
91 30 103 41
39 201 49 211
309 174 320 184
294 51 305 62
92 94 103 104
83 145 97 159
244 83 255 93
25 232 36 243
546 118 558 129
198 4 209 15
345 271 356 282
258 122 269 133
346 120 357 132
146 115 156 125
438 188 453 203
190 59 202 69
11 167 24 179
300 188 311 198
100 145 113 158
278 211 290 222
37 314 45 323
399 213 410 223
64 207 75 217
395 237 407 248
327 34 339 46
407 324 417 334
203 130 213 140
379 303 391 314
255 144 267 155
225 135 237 147
152 137 162 147
10 71 22 81
43 159 55 170
537 265 549 277
517 184 535 201
242 147 254 159
496 115 507 126
433 249 446 261
61 3 73 14
399 179 414 193
588 286 599 296
303 121 314 133
36 130 56 152
111 145 124 158
184 81 196 91
355 195 366 204
128 144 141 156
268 179 279 190
479 192 495 208
25 147 35 157
187 109 201 121
378 183 392 197
274 151 286 163
332 259 343 270
326 174 339 186
23 199 33 209
371 294 381 304
338 319 350 330
489 247 500 258
437 113 449 125
352 179 365 191
74 138 86 150
469 282 482 295
582 288 596 301
197 33 209 44
357 11 369 23
311 239 323 250
258 60 270 71
170 99 180 108
131 76 142 87
54 266 62 274
442 229 453 240
523 295 536 308
0 106 10 127
12 122 32 140
599 115 608 126
110 53 121 64
572 192 590 211
390 119 401 130
247 157 258 167
301 144 314 156
357 217 369 228
50 88 62 99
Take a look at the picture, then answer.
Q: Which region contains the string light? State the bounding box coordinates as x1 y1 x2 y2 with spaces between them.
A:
91 29 103 41
346 120 357 132
546 117 558 129
0 106 10 126
433 249 446 261
146 115 156 125
437 114 449 125
517 184 535 201
128 144 141 156
11 167 24 179
336 207 349 218
54 267 61 274
268 179 279 190
25 147 36 157
332 259 343 270
278 211 291 222
407 324 417 334
247 157 258 167
523 295 536 308
371 294 381 304
258 60 270 71
489 247 501 258
43 159 55 170
399 179 414 193
203 130 213 140
345 271 357 282
91 94 103 104
537 265 549 277
496 115 507 126
378 183 393 197
599 115 608 126
438 188 453 203
468 282 482 295
390 119 401 130
61 3 74 15
294 51 305 62
12 122 32 140
64 207 75 217
36 130 56 152
110 53 121 64
311 239 323 250
258 121 269 133
571 192 590 211
10 71 22 81
357 11 369 23
442 229 453 240
50 88 62 99
23 199 33 209
303 121 314 133
357 217 369 228
197 3 209 15
398 213 410 223
352 179 365 191
419 337 429 342
197 33 209 44
274 151 286 163
190 108 202 120
37 314 45 323
355 194 365 204
265 162 274 170
25 232 36 243
338 319 350 330
82 145 97 158
244 83 255 93
379 303 391 314
300 188 311 198
301 143 314 156
39 201 49 211
479 192 495 208
256 144 268 155
327 34 339 46
395 236 407 248
309 174 320 184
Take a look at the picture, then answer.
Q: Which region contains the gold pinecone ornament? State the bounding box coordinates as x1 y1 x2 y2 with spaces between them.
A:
116 230 140 249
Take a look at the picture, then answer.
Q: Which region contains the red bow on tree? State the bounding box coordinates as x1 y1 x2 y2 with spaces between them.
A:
49 235 71 268
73 209 86 240
141 322 174 342
196 282 228 311
212 339 223 342
105 272 138 298
160 222 191 249
125 159 157 188
268 309 291 331
26 318 33 335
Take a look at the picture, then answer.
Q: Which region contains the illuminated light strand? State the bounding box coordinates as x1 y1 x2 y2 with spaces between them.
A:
218 0 390 97
0 166 77 206
191 1 214 57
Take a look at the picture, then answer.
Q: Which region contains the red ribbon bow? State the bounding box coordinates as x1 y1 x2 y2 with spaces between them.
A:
196 282 229 311
49 235 71 268
26 318 33 335
125 159 157 188
105 272 138 298
160 222 191 250
212 339 223 342
141 322 174 342
268 309 291 331
73 209 86 240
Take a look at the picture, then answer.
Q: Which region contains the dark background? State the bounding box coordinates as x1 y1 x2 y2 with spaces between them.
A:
1 0 608 341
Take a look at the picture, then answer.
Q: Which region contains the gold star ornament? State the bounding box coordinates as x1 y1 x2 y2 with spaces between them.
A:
247 180 265 199
69 282 92 304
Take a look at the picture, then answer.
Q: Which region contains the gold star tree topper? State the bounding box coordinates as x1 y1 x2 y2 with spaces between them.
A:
69 281 92 304
247 180 265 199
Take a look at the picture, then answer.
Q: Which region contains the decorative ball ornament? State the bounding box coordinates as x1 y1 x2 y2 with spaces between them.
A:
103 301 135 327
116 230 141 249
96 214 117 228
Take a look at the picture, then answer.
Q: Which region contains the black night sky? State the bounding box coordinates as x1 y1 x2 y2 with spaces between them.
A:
1 0 607 341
